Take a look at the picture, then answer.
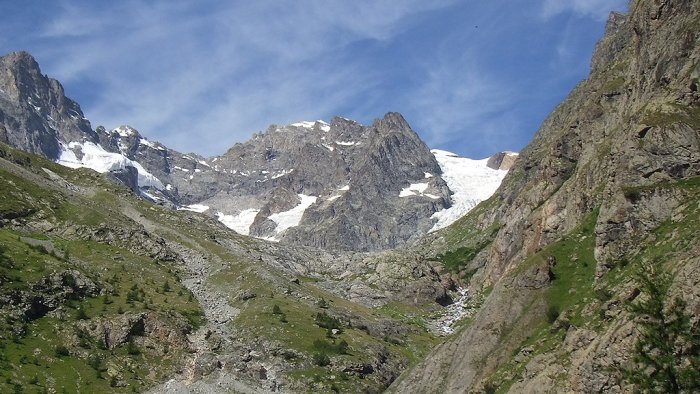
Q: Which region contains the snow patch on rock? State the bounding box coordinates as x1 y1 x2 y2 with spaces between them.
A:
112 125 137 137
178 204 210 213
58 141 164 189
267 194 317 238
291 120 330 132
271 169 294 179
139 138 165 151
217 209 260 235
399 182 432 198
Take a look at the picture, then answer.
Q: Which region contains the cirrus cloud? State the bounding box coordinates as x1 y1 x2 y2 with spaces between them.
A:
0 0 628 158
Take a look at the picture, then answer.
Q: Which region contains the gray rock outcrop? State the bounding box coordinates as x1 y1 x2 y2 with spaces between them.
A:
486 151 518 171
0 51 96 159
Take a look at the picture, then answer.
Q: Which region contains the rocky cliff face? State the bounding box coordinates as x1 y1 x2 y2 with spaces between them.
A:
392 0 700 392
0 52 96 159
186 113 452 251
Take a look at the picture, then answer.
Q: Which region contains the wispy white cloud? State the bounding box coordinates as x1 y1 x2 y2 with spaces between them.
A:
2 0 627 159
409 57 514 153
541 0 628 21
40 3 107 38
32 0 456 155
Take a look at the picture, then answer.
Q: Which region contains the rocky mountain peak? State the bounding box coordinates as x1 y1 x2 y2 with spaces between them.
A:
372 111 410 131
590 11 631 74
0 51 42 100
172 111 456 251
0 51 83 123
110 125 141 138
0 52 95 160
329 116 364 136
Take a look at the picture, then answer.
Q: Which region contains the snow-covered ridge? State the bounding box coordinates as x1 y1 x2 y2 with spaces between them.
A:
57 141 164 189
429 149 512 232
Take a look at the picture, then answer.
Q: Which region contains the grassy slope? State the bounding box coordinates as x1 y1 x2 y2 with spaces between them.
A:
0 145 204 393
0 143 438 393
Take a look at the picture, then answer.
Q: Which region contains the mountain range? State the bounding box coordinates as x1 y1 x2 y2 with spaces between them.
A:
0 51 515 252
0 0 698 393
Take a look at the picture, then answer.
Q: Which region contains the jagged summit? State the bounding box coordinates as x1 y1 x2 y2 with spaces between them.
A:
110 125 140 138
287 119 331 132
0 51 43 99
193 111 453 251
0 51 96 160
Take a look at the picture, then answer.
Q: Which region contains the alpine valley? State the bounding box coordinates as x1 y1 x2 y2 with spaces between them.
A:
1 0 699 393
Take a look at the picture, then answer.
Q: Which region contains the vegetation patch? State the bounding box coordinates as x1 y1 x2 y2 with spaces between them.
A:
435 243 488 273
623 262 700 392
601 76 625 93
441 195 500 248
641 104 700 129
0 156 205 393
623 176 700 203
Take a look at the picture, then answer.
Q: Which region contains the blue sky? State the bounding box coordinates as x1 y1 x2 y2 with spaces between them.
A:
1 0 627 159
